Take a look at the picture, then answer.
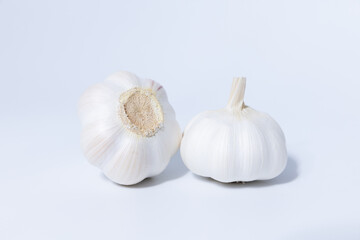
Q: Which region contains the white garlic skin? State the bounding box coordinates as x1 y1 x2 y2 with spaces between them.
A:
78 71 182 185
180 78 287 183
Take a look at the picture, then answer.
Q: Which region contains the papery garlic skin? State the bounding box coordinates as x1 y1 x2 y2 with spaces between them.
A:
78 71 182 185
180 78 287 183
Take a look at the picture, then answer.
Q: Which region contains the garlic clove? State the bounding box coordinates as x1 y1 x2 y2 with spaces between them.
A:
78 71 182 185
105 71 140 89
180 77 287 183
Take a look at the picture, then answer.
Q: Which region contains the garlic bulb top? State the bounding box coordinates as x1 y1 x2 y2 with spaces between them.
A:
180 77 287 183
78 71 182 185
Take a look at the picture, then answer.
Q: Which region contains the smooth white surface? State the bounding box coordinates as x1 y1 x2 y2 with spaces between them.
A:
1 0 360 239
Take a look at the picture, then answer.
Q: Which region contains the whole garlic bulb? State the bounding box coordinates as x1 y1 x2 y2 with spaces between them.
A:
180 77 287 183
78 71 182 185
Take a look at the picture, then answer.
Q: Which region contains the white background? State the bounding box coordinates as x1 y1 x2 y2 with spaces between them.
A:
1 0 360 239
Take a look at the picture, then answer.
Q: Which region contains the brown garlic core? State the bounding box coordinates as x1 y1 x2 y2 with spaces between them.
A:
118 88 163 137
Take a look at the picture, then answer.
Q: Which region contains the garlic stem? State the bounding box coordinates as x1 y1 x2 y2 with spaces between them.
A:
226 77 246 111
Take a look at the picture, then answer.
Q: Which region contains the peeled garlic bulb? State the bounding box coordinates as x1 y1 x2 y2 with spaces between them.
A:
78 71 182 185
180 77 287 183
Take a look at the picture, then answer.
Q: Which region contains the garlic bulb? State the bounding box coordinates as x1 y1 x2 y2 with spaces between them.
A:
78 71 182 185
180 77 287 183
